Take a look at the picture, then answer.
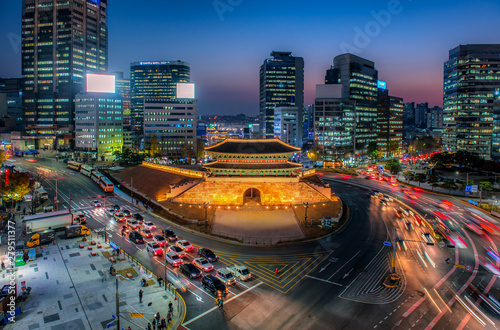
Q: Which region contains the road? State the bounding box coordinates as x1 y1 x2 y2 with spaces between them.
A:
9 157 500 329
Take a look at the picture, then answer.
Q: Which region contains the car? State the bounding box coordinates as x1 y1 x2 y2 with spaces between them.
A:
422 233 434 245
141 228 153 238
406 222 413 231
113 204 121 210
395 209 404 218
167 245 186 258
176 240 194 252
163 229 177 241
133 213 144 223
129 231 144 244
180 263 202 279
193 257 214 272
93 200 102 207
146 242 163 256
122 209 132 217
127 219 141 230
165 252 183 267
215 268 236 286
121 225 130 235
106 208 116 217
142 221 156 230
153 235 167 247
198 248 218 263
380 200 388 207
114 211 126 222
201 275 227 297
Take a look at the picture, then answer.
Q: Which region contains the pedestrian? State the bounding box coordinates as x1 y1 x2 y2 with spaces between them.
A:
155 312 160 324
167 311 172 324
161 318 166 329
152 317 157 330
168 301 173 313
158 276 163 287
148 322 152 330
127 327 132 330
139 289 143 303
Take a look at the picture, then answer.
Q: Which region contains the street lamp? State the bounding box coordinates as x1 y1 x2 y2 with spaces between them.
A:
115 274 134 330
303 202 309 225
51 177 66 210
97 195 113 243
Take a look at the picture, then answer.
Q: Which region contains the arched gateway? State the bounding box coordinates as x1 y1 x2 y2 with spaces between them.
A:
243 188 261 204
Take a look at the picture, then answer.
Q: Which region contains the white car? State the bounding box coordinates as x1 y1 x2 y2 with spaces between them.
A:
142 221 156 230
153 235 167 247
176 240 194 252
167 245 186 258
146 242 162 256
165 252 183 267
193 257 214 272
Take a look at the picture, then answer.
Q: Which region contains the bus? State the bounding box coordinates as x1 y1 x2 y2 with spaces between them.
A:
91 170 103 184
80 165 93 177
67 161 82 171
99 176 114 193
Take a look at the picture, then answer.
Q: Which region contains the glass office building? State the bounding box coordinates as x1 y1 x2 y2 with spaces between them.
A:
443 44 500 160
130 61 190 132
259 51 304 139
377 88 403 158
22 0 108 144
325 54 378 152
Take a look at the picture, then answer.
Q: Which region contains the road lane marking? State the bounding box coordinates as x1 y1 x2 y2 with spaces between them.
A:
182 282 263 326
327 250 361 281
305 275 342 286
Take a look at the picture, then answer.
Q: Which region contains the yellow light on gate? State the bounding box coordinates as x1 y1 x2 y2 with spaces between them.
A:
218 206 221 209
275 206 278 209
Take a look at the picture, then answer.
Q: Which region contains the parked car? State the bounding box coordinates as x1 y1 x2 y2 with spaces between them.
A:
176 240 194 252
146 242 163 256
180 263 202 279
193 257 214 272
142 221 156 230
163 229 177 241
129 231 144 244
153 235 167 247
201 275 227 297
198 248 218 263
165 252 183 267
167 245 186 258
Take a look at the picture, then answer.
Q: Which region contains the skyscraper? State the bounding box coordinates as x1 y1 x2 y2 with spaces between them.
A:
492 90 500 160
377 87 403 158
259 51 304 139
325 54 378 152
443 44 500 159
0 78 23 131
22 0 108 146
130 61 190 132
314 84 356 164
114 72 131 127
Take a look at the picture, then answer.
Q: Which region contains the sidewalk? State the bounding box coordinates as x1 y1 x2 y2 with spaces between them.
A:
3 235 185 329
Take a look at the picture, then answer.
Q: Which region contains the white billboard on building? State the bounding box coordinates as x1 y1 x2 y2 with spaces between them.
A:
86 74 116 93
176 83 195 99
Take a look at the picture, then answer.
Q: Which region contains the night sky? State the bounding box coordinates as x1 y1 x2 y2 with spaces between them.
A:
1 0 499 115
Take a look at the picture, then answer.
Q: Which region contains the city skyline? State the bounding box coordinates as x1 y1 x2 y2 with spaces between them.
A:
1 0 500 115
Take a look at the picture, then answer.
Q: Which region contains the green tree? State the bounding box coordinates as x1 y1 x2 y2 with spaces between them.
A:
0 170 30 203
426 174 439 191
149 134 158 157
480 181 493 192
372 150 380 160
403 170 413 183
441 178 458 193
385 159 402 175
414 173 427 187
197 139 206 161
367 142 378 156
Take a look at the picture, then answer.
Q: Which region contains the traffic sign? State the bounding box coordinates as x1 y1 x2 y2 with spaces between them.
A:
106 321 115 328
130 313 144 318
465 265 472 272
383 241 392 246
455 264 465 269
466 185 478 193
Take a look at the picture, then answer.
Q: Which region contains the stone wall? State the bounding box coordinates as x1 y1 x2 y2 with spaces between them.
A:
173 180 332 205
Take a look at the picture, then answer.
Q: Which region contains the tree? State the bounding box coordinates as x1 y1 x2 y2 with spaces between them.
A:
426 175 439 191
403 171 413 183
385 159 402 175
0 170 30 205
149 134 158 157
367 142 378 156
441 178 458 193
372 150 380 160
197 139 206 161
480 181 493 192
0 150 6 164
414 173 427 187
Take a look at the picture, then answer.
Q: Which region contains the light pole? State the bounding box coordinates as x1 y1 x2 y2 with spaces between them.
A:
98 195 112 243
114 274 134 330
52 177 66 210
303 202 309 226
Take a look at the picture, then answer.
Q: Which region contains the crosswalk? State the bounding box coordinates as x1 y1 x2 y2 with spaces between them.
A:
76 205 140 218
339 246 406 304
